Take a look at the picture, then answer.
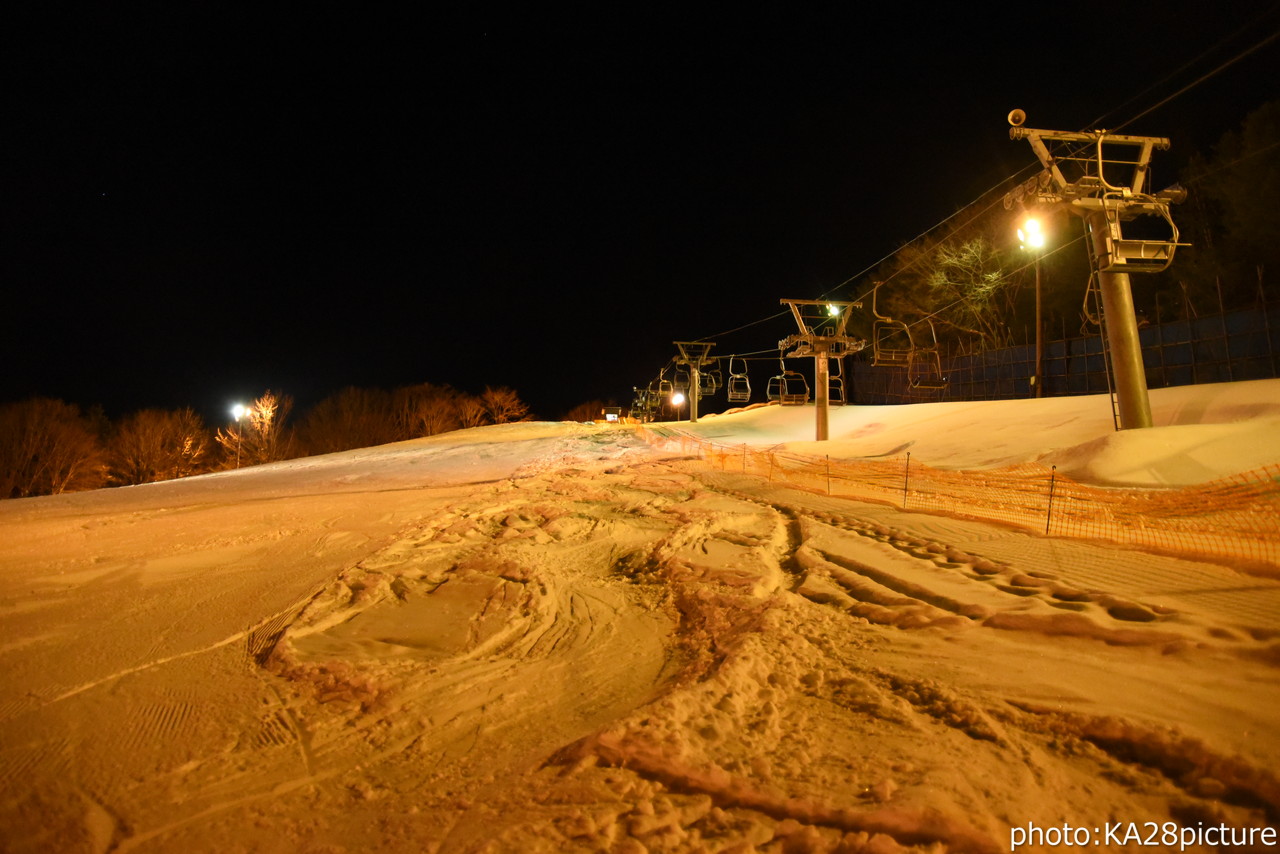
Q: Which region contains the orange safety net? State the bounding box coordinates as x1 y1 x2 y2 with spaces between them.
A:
637 426 1280 570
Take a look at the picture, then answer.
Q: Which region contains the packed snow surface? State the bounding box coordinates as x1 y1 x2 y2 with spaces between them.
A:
2 381 1279 853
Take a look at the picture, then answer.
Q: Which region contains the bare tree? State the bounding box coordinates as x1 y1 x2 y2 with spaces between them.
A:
880 234 1017 351
298 387 397 454
392 383 463 438
564 400 606 422
215 390 295 468
456 395 489 429
481 386 531 424
108 408 210 485
0 399 108 498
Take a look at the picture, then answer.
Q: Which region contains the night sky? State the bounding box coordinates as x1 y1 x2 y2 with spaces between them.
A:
6 5 1279 424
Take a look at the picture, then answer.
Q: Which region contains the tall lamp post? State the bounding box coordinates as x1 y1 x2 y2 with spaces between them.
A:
231 403 247 468
1018 217 1046 398
669 391 687 422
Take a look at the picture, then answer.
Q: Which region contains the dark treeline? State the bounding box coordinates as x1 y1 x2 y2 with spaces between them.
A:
0 383 537 500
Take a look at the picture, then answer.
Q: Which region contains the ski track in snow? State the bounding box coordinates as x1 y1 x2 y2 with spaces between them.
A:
1 422 1278 852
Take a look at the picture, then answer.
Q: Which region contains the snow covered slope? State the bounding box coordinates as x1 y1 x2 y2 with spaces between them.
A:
1 382 1278 852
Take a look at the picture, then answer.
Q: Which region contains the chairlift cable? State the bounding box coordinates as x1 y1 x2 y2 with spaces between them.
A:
664 40 1262 372
1107 21 1280 134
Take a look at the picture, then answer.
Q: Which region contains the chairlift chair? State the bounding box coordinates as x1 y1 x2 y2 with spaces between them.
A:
652 377 674 397
769 359 810 405
726 356 751 403
698 360 722 397
779 371 810 405
907 319 948 390
1098 191 1183 273
631 387 654 423
649 376 675 414
672 368 690 393
828 357 846 405
870 289 913 367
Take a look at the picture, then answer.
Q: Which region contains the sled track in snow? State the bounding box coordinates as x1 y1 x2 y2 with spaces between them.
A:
692 466 1280 652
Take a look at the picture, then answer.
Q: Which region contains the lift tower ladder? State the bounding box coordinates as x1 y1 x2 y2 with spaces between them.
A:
778 299 866 441
1083 258 1121 431
1007 113 1188 429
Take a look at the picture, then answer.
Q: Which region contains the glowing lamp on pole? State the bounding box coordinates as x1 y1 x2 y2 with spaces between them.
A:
1018 217 1045 251
231 403 248 468
1018 216 1046 397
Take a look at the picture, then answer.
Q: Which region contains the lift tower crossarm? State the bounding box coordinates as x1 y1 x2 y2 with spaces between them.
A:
673 341 715 423
778 299 867 441
1010 126 1170 200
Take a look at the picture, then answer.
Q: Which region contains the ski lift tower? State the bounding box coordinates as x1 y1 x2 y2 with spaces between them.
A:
673 341 715 423
779 299 866 441
1007 110 1188 429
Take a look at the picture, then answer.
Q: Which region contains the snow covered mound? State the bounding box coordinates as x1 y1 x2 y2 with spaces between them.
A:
685 379 1280 486
2 382 1278 852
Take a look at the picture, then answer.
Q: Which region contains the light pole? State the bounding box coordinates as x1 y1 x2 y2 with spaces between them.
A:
231 403 247 468
669 390 686 421
1018 217 1046 398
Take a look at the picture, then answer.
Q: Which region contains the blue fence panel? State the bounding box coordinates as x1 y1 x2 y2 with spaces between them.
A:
846 303 1276 405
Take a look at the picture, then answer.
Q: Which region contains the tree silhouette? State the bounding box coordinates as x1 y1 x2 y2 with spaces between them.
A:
481 386 531 424
564 400 607 422
393 383 463 438
108 408 210 485
215 391 295 468
298 387 398 455
0 399 107 498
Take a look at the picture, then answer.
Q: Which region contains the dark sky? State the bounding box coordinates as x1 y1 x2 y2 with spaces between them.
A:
5 5 1279 423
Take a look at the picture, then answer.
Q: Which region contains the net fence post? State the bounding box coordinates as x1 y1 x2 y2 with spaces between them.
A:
903 452 911 509
1046 465 1058 535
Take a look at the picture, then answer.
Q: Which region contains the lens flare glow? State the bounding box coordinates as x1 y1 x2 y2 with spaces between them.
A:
1018 217 1045 249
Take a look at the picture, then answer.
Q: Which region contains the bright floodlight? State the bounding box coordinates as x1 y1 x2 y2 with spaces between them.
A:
232 403 247 420
1018 217 1045 250
670 391 686 406
826 304 840 316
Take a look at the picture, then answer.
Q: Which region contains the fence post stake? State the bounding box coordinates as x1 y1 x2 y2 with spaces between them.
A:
1046 465 1057 535
903 452 911 509
768 453 774 482
826 455 831 495
743 444 747 474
